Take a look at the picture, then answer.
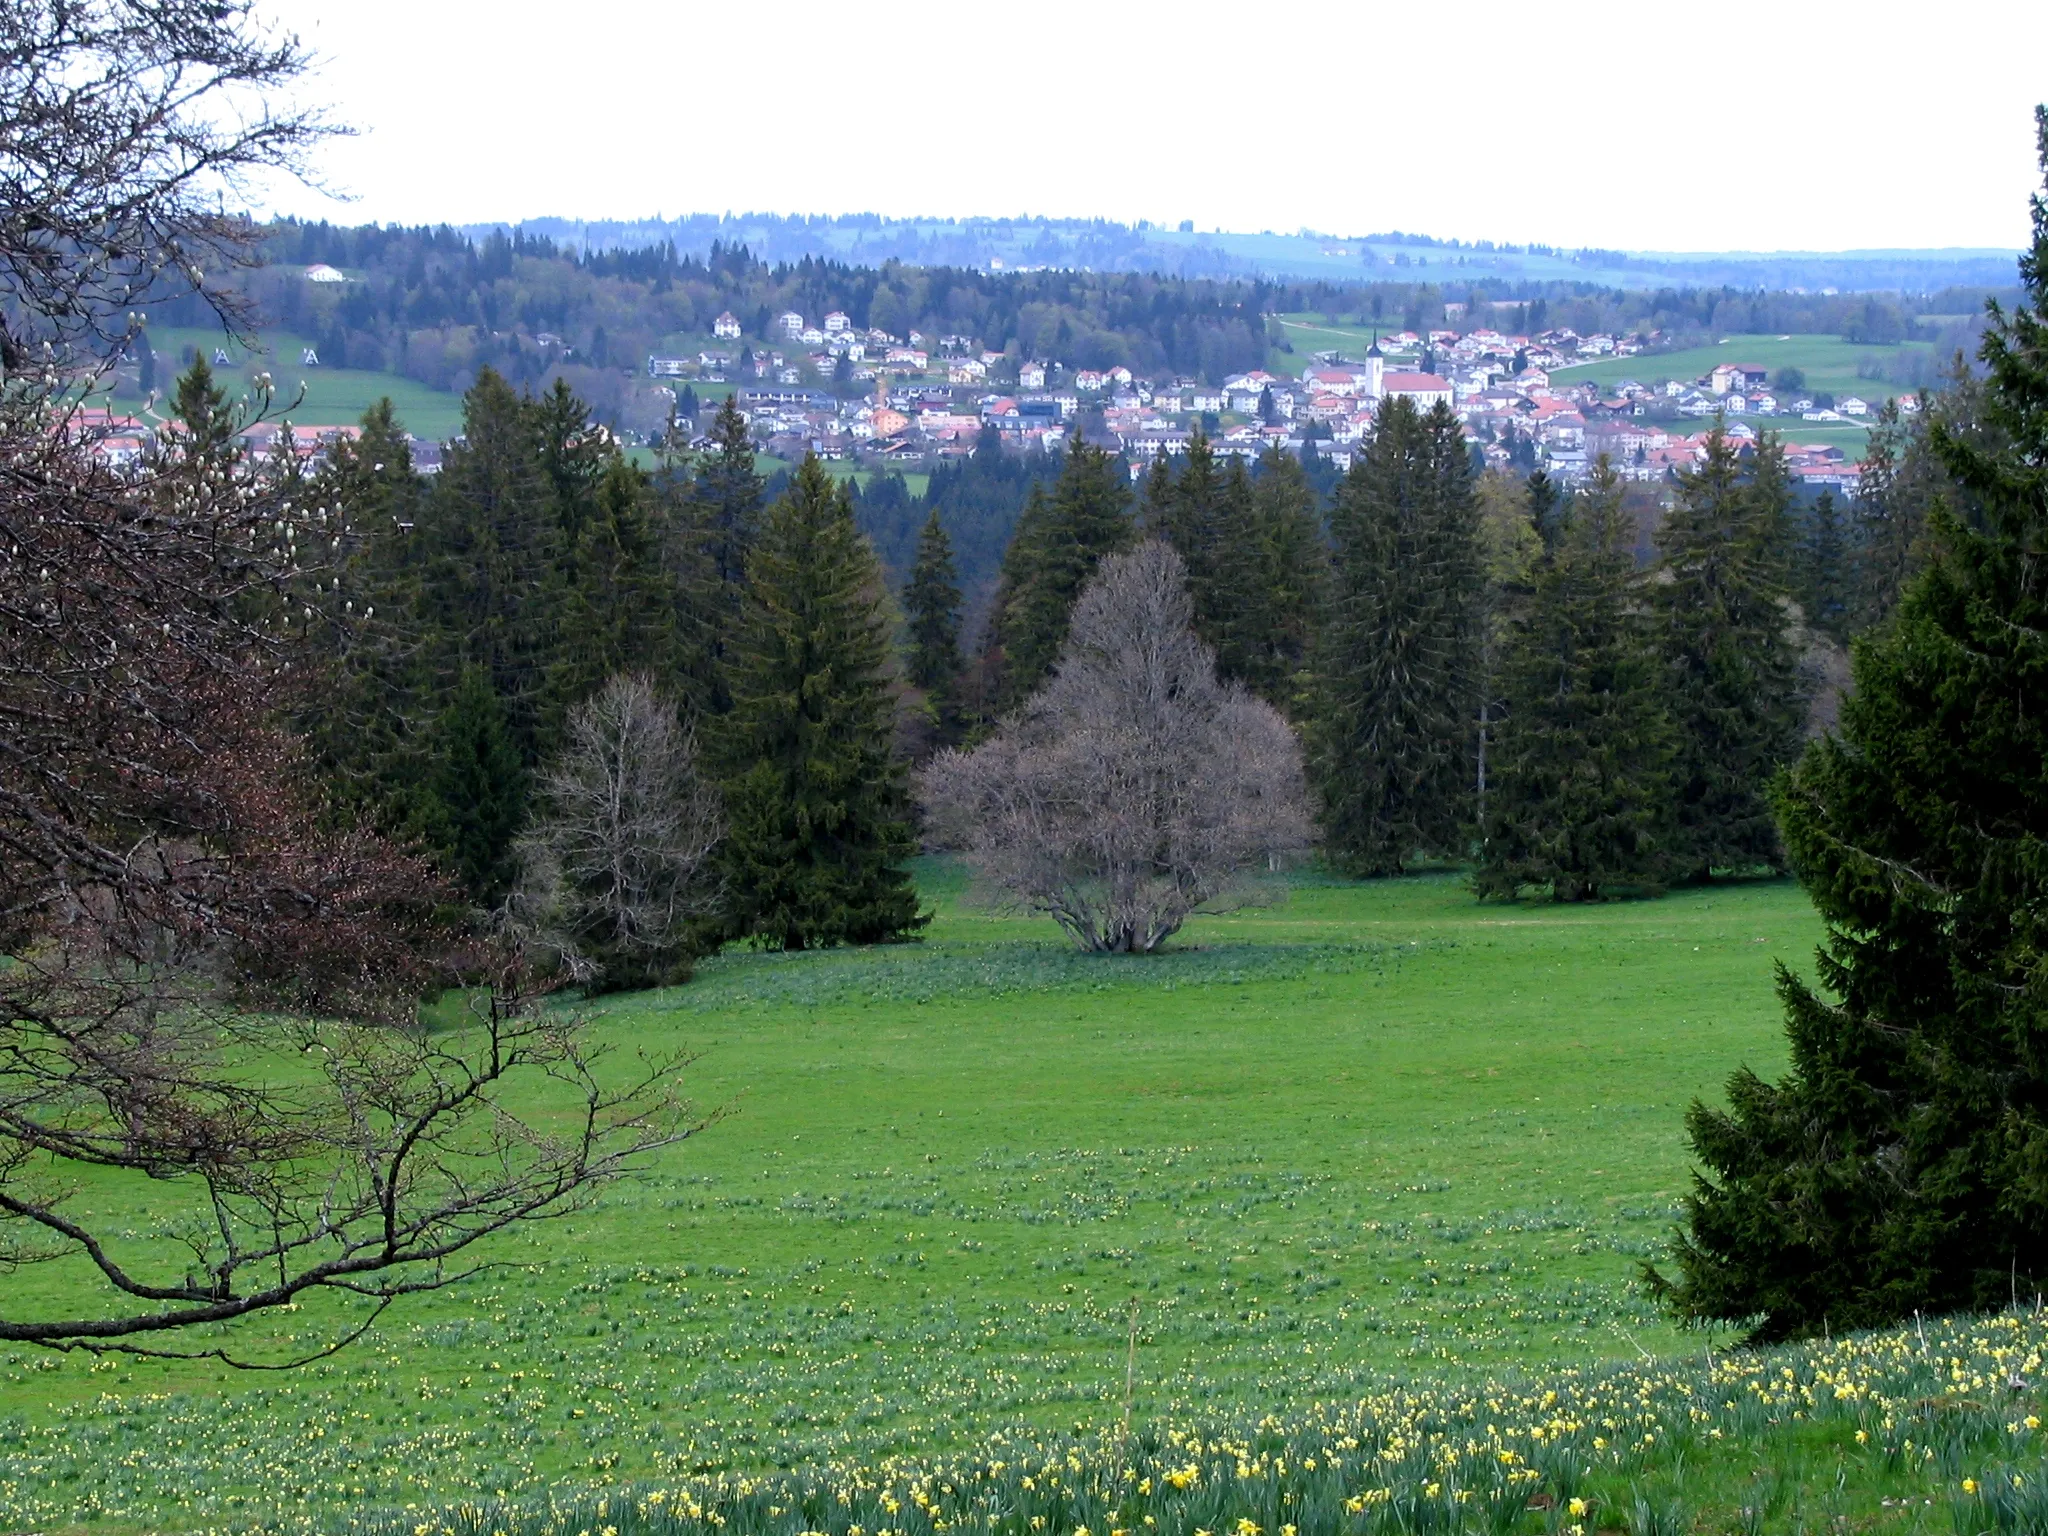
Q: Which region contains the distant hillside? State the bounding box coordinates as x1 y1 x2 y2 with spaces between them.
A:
467 214 2021 296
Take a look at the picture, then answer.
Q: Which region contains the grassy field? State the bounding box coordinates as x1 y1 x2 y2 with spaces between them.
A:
0 863 1849 1531
1547 336 1925 403
125 324 470 441
1274 317 1925 412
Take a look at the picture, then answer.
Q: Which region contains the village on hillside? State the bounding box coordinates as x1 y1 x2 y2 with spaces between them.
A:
77 284 1896 499
667 307 1881 494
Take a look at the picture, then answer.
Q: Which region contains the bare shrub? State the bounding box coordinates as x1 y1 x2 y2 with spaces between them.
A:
0 421 702 1361
922 540 1312 952
513 675 723 991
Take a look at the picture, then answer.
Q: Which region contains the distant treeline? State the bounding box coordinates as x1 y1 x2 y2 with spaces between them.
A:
135 223 2020 427
463 212 2023 294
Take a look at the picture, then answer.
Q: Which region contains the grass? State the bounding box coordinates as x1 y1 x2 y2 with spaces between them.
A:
0 863 1844 1531
6 864 2043 1532
1547 335 1926 403
126 325 469 441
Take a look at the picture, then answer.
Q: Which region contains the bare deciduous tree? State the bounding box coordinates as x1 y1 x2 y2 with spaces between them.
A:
0 362 700 1366
922 540 1312 953
512 674 724 992
1 0 337 379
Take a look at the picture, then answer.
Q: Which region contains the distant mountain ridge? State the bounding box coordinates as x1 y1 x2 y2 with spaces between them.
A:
461 214 2020 296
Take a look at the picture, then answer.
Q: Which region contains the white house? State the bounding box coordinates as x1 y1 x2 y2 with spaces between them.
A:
824 311 851 333
1018 362 1046 389
777 311 805 338
304 263 346 283
1381 372 1454 410
713 312 742 340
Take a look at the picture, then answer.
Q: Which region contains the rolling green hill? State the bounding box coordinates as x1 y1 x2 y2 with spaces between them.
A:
125 324 467 441
0 864 1828 1529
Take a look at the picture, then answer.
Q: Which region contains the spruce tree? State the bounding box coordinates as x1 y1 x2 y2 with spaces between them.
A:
427 666 527 903
413 367 566 765
991 437 1135 710
301 398 430 820
172 354 236 460
904 507 965 742
694 393 765 595
1652 113 2048 1337
531 376 609 549
1476 460 1676 900
716 455 925 950
551 455 679 715
1150 430 1265 686
684 393 765 714
1241 447 1328 712
1652 422 1805 880
1848 397 1944 632
1305 397 1484 874
1796 490 1850 643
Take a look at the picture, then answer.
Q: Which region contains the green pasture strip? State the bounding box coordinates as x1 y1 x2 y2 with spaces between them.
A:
125 324 467 442
0 866 1827 1532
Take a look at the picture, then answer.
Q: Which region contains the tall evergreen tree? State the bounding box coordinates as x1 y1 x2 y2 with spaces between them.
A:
1652 421 1805 880
990 437 1135 710
1652 113 2048 1338
684 393 765 715
1149 430 1267 687
1305 397 1484 874
1796 490 1850 643
133 330 156 397
550 455 679 715
530 376 610 549
904 507 965 741
1476 460 1676 900
300 398 431 820
693 393 765 596
171 353 236 460
1241 447 1328 711
1848 396 1946 632
426 666 528 903
716 455 925 950
412 367 566 765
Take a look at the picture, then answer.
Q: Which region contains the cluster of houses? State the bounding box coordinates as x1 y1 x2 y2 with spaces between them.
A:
695 313 1874 495
73 405 445 474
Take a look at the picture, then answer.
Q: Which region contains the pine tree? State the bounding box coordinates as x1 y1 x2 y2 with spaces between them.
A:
1305 397 1485 875
1525 468 1562 552
716 455 925 950
1652 422 1805 880
1150 430 1265 686
426 666 527 903
694 393 765 596
550 455 679 715
530 376 609 549
300 398 430 820
1848 396 1948 632
413 367 566 764
1796 490 1850 643
1241 447 1328 711
683 393 765 715
904 508 964 741
990 437 1135 710
1476 460 1676 900
1651 112 2048 1338
172 354 236 460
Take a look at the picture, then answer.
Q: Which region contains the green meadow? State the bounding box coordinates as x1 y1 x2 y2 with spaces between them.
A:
0 863 1837 1531
118 324 469 441
1547 336 1923 403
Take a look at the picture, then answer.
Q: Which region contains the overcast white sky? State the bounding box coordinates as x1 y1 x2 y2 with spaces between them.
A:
259 0 2048 253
